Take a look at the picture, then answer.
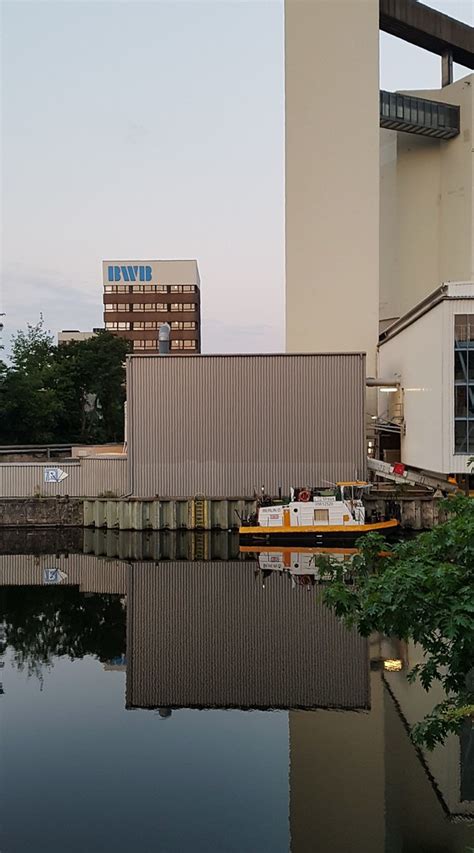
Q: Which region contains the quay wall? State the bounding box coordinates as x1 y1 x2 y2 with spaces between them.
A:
0 495 448 530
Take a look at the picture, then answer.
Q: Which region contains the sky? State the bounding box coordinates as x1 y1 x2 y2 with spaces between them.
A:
1 0 472 355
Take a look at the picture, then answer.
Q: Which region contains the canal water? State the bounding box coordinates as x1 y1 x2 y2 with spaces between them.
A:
0 530 473 853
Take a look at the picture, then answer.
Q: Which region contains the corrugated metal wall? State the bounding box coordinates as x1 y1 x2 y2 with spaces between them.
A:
128 354 366 498
0 457 127 498
126 561 369 711
0 554 127 593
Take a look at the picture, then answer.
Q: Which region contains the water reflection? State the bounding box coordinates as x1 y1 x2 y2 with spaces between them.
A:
0 535 472 853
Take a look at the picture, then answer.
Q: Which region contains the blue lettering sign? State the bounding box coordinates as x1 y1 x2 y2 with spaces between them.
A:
107 265 152 282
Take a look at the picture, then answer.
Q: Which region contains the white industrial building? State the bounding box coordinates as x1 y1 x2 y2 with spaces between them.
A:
378 282 474 478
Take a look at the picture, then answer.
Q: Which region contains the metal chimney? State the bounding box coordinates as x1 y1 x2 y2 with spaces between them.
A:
158 322 171 354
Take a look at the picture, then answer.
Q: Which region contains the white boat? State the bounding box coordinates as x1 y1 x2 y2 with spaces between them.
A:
239 482 399 544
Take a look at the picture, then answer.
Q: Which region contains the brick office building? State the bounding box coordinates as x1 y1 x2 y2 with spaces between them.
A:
103 259 201 353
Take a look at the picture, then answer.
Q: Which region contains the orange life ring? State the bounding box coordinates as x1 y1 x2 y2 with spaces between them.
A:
298 489 311 502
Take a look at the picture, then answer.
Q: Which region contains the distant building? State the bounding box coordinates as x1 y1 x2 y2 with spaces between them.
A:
58 329 102 344
102 259 201 354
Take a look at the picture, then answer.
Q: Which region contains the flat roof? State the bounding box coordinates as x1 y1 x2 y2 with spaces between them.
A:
380 0 474 69
126 352 366 359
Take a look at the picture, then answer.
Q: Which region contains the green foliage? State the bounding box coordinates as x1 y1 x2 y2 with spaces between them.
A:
0 322 131 444
321 497 474 749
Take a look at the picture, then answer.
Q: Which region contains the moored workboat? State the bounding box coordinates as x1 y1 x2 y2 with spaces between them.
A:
238 482 399 544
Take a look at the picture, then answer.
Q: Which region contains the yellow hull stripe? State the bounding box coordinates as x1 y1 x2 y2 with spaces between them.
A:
239 519 399 535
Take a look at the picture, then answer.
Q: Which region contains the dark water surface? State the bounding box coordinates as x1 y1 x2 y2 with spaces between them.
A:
0 530 473 853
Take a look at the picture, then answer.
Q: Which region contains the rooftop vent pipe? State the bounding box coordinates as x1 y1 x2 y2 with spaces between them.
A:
158 322 171 355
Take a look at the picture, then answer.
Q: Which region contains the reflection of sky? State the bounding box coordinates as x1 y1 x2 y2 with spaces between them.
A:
1 653 289 853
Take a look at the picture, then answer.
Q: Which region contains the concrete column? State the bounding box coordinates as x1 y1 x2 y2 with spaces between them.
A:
442 50 453 87
285 0 380 374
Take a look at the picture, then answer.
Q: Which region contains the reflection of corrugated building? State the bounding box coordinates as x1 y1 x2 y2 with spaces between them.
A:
126 561 369 711
0 555 126 594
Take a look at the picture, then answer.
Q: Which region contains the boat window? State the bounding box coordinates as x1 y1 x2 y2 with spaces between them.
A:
314 509 329 524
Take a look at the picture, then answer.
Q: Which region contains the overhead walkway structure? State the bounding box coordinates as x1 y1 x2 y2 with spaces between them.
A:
380 90 460 139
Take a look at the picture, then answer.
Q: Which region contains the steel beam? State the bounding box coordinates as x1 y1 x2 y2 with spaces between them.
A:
380 0 474 70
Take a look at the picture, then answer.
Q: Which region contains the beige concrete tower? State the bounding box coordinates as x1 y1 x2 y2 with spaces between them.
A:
285 0 380 373
380 75 474 329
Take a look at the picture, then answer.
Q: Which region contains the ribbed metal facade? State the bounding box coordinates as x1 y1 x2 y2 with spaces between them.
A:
0 457 127 498
0 553 127 593
127 354 366 498
126 561 369 711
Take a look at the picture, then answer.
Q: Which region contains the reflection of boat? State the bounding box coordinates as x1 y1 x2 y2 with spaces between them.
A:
239 483 399 544
242 546 357 589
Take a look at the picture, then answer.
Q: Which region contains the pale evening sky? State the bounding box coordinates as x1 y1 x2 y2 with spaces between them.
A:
1 0 472 354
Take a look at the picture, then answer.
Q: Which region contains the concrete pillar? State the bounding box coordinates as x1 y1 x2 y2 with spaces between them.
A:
442 50 453 87
285 0 380 375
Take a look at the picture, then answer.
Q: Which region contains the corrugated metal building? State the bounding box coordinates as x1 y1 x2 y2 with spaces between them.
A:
126 561 369 711
127 353 366 498
0 456 127 499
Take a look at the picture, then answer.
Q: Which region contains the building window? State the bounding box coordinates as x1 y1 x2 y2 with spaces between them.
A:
170 321 197 330
144 303 157 312
170 285 182 293
171 340 184 350
104 285 115 293
133 322 145 330
170 303 196 312
145 340 157 350
183 285 196 292
105 321 130 330
454 315 474 453
183 340 196 349
132 284 144 292
116 304 130 312
134 340 145 350
105 304 116 312
132 303 144 311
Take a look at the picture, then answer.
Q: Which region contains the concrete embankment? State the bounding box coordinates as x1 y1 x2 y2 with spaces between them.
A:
0 494 449 530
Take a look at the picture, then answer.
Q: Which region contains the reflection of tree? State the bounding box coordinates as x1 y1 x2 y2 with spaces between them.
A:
0 587 126 678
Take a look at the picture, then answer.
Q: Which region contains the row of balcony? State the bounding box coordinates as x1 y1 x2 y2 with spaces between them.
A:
103 292 199 306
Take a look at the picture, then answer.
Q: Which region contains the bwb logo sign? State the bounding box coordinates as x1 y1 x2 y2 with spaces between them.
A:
108 265 152 283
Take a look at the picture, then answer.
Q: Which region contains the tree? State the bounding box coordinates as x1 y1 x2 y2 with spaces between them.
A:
318 496 474 749
10 321 55 374
0 586 126 679
0 324 131 445
53 332 131 443
0 322 61 444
